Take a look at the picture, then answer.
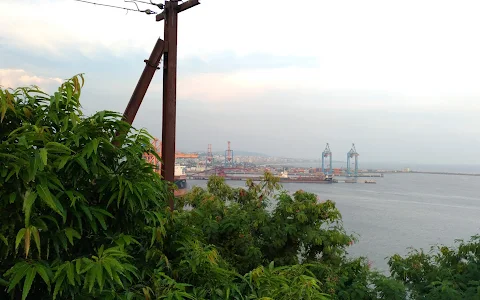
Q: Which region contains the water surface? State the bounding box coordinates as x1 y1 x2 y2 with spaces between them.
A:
188 173 480 272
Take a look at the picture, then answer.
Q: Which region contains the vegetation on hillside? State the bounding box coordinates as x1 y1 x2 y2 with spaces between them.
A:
0 76 479 299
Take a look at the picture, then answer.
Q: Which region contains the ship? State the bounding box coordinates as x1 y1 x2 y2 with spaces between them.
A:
364 179 376 184
278 170 333 184
174 165 188 196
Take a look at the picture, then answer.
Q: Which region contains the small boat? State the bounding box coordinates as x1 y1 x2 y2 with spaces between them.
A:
364 180 376 184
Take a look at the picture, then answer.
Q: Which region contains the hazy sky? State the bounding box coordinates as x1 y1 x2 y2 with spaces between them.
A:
1 0 480 164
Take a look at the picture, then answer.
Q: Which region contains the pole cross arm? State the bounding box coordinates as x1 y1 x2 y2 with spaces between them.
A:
156 0 200 21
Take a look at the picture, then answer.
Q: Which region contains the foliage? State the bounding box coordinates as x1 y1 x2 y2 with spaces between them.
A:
0 75 174 299
178 176 406 299
389 235 480 299
4 75 463 299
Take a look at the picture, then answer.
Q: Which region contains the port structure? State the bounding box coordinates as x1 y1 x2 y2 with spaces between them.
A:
206 144 214 167
322 143 333 175
346 143 359 177
143 138 199 175
224 141 234 167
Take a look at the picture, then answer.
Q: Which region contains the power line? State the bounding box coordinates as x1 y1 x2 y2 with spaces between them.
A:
73 0 158 15
126 0 165 9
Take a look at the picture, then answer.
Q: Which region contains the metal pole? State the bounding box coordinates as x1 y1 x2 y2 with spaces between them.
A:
123 38 165 125
322 153 325 174
161 0 178 211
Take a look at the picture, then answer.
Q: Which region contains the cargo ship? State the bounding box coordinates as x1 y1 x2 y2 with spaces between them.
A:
278 170 333 184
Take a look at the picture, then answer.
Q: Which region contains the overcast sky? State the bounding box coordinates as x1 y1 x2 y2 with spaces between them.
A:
1 0 480 165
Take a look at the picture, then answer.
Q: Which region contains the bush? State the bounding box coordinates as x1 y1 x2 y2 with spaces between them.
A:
1 75 406 299
389 236 480 299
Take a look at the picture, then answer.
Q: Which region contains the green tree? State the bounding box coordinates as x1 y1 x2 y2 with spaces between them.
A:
179 175 406 299
389 235 480 299
0 75 175 299
1 76 406 299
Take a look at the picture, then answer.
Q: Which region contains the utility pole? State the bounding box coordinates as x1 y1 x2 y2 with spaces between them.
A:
160 0 178 210
159 0 199 210
121 0 200 211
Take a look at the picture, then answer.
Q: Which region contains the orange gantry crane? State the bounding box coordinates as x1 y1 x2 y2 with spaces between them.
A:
143 138 198 174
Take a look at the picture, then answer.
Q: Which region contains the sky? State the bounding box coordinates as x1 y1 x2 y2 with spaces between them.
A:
1 0 480 165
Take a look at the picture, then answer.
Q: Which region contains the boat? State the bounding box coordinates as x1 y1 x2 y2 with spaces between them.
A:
364 180 376 184
174 165 188 196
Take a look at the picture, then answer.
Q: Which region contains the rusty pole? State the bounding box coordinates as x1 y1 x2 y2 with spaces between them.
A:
161 0 179 211
123 38 165 125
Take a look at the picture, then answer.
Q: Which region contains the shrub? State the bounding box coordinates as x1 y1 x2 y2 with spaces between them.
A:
389 236 480 299
1 76 406 299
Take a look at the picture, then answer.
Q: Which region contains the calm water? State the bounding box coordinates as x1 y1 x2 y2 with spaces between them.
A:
188 173 480 273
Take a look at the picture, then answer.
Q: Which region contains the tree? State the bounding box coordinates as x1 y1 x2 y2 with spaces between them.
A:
389 235 480 300
0 75 176 299
1 75 406 299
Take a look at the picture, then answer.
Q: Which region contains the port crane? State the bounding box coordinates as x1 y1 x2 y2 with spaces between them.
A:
206 144 214 167
346 143 359 177
322 143 333 175
224 141 234 167
143 138 198 174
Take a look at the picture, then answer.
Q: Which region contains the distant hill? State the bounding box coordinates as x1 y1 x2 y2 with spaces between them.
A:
213 150 270 157
193 150 270 157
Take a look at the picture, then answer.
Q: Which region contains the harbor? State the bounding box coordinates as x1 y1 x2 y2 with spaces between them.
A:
187 169 378 184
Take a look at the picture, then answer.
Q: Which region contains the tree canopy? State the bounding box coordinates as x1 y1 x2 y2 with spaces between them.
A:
0 76 478 299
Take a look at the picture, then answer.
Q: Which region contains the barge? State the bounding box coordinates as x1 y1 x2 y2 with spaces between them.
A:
278 170 333 184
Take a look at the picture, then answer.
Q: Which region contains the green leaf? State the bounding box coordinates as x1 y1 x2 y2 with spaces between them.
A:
46 142 73 154
23 190 37 227
6 168 18 182
93 213 107 230
103 262 113 279
7 263 29 293
39 148 48 166
53 93 60 111
65 228 81 245
71 112 78 127
87 267 96 292
67 263 75 286
22 267 36 300
9 192 16 203
62 116 69 132
79 204 93 222
37 184 64 216
96 264 104 292
53 273 65 300
92 138 100 154
0 153 19 160
75 157 89 173
0 234 8 246
57 156 70 170
31 226 41 256
66 83 73 104
0 276 8 287
0 89 7 122
27 156 38 182
36 264 51 292
76 259 82 274
15 228 26 250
